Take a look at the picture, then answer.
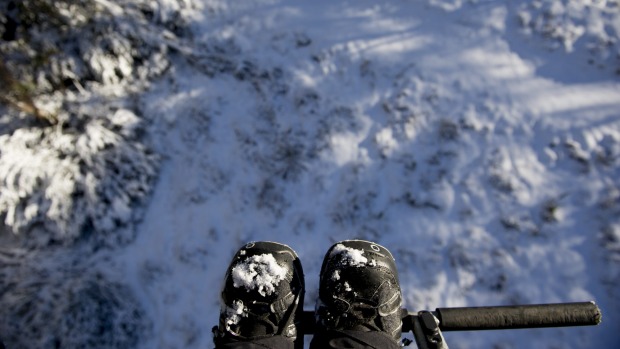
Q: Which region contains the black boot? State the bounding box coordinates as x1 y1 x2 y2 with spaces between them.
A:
313 240 403 348
213 242 305 349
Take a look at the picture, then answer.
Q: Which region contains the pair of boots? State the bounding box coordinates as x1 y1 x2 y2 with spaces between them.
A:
213 240 403 349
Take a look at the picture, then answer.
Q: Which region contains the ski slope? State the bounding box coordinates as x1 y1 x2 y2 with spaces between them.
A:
124 1 620 347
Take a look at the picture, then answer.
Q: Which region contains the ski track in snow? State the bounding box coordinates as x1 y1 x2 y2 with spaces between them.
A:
2 0 619 348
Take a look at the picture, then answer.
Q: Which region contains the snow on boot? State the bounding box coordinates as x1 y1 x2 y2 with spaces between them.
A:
315 240 403 343
213 241 305 349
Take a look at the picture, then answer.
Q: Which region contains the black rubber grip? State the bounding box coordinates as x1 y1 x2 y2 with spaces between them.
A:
435 302 602 331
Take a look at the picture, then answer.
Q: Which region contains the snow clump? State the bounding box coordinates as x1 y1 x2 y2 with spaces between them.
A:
232 254 288 296
330 244 369 267
224 300 247 331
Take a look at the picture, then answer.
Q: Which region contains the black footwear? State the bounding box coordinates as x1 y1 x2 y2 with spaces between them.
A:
213 241 305 348
315 240 403 342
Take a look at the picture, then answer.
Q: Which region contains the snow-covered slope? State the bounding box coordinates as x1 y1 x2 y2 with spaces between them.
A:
1 0 619 348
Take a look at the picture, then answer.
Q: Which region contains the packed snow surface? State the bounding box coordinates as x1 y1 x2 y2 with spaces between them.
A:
232 253 288 296
1 0 619 348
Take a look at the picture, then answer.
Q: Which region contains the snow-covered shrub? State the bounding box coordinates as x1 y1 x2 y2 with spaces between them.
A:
0 105 159 247
518 0 620 70
0 254 151 349
0 0 197 93
0 0 203 245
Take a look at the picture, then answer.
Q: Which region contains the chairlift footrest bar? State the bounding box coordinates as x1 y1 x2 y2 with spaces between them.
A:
301 301 601 335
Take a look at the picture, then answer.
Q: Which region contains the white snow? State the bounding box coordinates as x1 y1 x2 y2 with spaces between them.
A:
232 254 288 297
1 0 619 348
224 300 247 331
330 244 370 267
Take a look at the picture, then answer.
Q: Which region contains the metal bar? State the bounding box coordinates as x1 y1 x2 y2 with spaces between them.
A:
301 302 601 335
300 310 316 334
435 302 602 331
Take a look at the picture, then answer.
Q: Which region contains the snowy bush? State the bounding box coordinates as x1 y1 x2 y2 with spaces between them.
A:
518 0 620 70
0 0 197 93
0 253 151 349
0 0 203 245
0 106 159 246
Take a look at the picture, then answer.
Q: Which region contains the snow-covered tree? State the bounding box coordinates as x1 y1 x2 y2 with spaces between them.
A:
0 0 198 246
